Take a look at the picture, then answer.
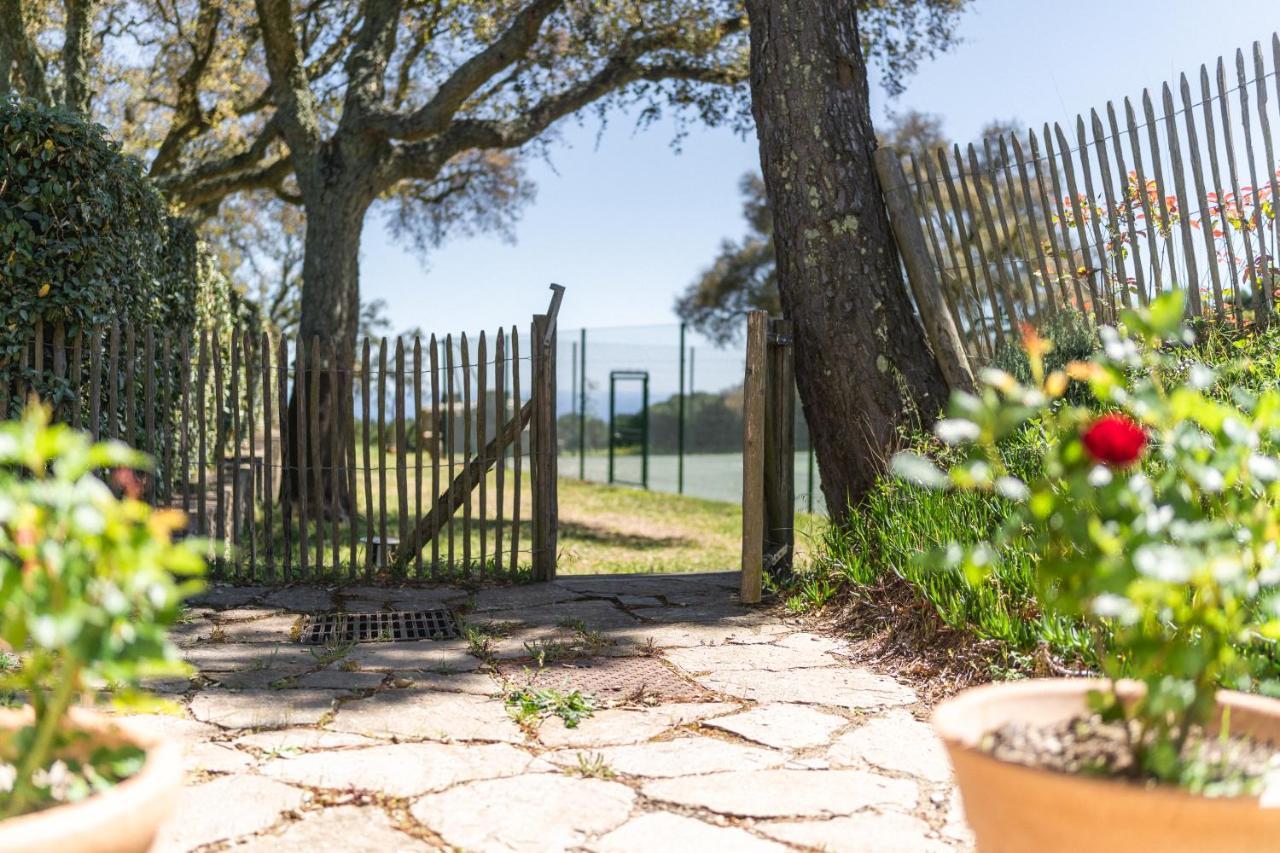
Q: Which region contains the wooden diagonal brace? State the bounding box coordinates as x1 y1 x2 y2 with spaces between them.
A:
394 398 533 568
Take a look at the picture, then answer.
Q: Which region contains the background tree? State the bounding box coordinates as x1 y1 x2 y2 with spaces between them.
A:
675 110 951 345
744 0 969 521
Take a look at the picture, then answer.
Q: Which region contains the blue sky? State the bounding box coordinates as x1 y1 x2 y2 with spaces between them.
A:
360 0 1280 337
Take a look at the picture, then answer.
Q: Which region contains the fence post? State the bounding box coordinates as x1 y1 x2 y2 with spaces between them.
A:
873 146 975 394
764 318 795 579
677 322 686 494
531 312 559 581
578 328 587 480
740 310 767 605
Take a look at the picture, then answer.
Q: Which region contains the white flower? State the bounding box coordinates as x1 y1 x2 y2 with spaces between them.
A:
1134 544 1192 583
1142 504 1174 535
890 453 948 489
1250 454 1280 482
995 476 1029 501
1188 364 1215 389
1092 593 1137 622
934 419 979 445
1088 465 1113 487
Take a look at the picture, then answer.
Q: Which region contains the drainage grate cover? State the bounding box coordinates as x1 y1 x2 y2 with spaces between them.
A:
499 656 709 704
298 609 460 644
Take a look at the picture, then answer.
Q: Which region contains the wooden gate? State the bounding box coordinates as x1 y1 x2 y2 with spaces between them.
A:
740 309 796 604
1 285 564 584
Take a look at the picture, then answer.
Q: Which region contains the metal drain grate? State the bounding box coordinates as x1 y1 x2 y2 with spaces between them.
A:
297 609 460 644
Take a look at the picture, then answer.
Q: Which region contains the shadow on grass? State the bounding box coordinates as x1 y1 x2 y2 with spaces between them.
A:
558 519 694 550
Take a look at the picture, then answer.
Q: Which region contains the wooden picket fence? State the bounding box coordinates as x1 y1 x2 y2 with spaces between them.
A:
1 288 564 583
878 34 1280 374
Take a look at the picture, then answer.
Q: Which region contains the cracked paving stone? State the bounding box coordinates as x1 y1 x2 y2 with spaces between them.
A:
154 774 307 852
263 587 336 612
642 769 918 818
214 606 285 622
210 667 312 690
183 742 255 774
827 711 953 782
410 774 634 852
702 704 849 751
613 595 665 609
235 728 382 752
696 666 917 709
327 689 523 742
344 640 480 672
663 641 841 673
188 688 343 729
536 703 737 749
592 812 787 852
212 614 303 644
758 812 951 852
547 735 784 777
111 713 219 745
261 741 544 797
465 584 584 612
241 805 434 852
183 642 315 672
188 586 267 609
388 671 503 695
609 620 790 649
774 631 852 655
292 669 387 689
507 600 642 631
942 788 974 844
387 588 469 610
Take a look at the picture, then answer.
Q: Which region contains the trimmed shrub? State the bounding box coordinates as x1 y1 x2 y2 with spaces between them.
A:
0 97 202 350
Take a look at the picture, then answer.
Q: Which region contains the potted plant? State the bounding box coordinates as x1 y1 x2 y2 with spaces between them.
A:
0 406 205 852
894 293 1280 851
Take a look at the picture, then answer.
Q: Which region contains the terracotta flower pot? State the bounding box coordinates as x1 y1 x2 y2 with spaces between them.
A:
0 707 182 853
933 678 1280 852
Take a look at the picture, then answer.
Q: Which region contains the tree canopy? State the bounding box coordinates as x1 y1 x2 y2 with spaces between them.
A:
3 1 972 320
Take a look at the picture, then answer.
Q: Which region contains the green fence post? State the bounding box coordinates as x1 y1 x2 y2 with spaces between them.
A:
607 371 615 485
807 444 815 513
578 328 586 480
677 322 686 494
641 372 650 489
570 338 578 477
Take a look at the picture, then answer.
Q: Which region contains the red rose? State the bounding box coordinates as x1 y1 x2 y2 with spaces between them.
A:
1082 414 1146 467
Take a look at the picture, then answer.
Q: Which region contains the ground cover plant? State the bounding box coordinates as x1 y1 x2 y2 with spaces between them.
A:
0 406 205 818
894 292 1280 791
816 301 1280 700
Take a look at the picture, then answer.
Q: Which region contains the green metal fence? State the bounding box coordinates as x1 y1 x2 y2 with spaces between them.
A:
558 322 824 514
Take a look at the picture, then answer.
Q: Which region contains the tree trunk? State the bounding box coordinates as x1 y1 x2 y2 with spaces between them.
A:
744 0 950 522
281 177 366 519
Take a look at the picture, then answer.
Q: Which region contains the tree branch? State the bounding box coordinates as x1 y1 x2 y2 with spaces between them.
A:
157 114 288 204
149 0 223 177
338 0 403 131
255 0 322 170
370 0 562 142
167 154 296 210
388 16 747 185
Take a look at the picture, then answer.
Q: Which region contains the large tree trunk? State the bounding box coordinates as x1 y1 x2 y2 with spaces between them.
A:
281 175 366 519
744 0 950 522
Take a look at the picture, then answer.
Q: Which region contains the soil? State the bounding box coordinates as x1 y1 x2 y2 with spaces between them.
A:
805 572 1012 707
983 713 1279 794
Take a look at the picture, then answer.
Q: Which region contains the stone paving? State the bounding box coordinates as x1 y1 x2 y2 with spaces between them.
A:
122 572 973 852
